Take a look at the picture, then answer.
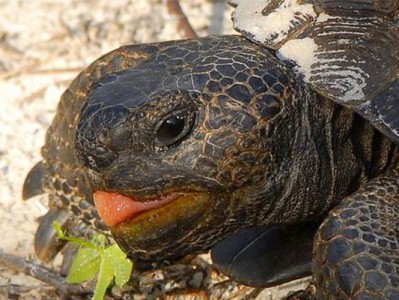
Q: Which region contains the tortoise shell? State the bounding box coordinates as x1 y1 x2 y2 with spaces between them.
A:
230 0 399 144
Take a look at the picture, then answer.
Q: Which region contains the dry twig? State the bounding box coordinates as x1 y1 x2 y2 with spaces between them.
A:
166 0 198 39
0 249 94 299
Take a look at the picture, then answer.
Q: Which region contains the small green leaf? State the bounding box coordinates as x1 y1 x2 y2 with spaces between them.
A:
93 253 114 300
67 247 100 284
104 244 133 287
53 221 97 249
52 221 134 298
53 221 67 239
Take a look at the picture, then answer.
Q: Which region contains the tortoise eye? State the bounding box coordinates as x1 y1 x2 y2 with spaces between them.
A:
155 110 195 148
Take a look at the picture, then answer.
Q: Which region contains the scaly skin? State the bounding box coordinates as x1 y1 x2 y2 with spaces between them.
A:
314 167 399 299
24 35 399 297
29 41 168 261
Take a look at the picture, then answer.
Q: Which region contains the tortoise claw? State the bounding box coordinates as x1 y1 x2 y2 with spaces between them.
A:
34 209 70 263
211 222 320 287
22 161 47 200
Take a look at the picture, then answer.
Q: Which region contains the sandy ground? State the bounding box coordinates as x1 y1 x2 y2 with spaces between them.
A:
0 1 310 299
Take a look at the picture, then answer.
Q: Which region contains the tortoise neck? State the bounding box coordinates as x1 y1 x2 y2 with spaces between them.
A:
258 90 398 225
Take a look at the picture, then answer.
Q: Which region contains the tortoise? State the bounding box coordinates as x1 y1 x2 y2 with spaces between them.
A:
22 0 399 298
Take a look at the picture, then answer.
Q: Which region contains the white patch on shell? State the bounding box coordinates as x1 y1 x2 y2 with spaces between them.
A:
310 15 378 102
316 12 334 23
232 0 316 45
311 61 369 102
275 11 372 102
277 37 318 81
314 68 368 101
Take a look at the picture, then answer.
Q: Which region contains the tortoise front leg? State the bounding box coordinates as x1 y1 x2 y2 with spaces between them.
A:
211 222 319 288
313 168 399 299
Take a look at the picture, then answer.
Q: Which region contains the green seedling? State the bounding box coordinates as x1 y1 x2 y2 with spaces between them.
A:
53 222 133 300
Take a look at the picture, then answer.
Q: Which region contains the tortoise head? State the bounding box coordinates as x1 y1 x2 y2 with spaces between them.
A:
74 36 305 262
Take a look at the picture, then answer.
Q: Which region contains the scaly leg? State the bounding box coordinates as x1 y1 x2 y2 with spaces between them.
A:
314 168 399 299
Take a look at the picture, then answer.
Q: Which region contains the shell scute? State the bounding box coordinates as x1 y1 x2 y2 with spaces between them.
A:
231 0 399 143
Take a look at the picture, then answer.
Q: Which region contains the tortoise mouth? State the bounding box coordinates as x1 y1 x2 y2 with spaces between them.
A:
93 190 183 227
93 189 213 259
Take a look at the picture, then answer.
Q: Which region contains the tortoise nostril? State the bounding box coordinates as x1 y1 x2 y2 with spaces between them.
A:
86 148 117 171
75 126 118 172
75 113 122 172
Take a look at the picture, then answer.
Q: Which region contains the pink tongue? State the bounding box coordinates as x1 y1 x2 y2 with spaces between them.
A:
93 191 177 227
